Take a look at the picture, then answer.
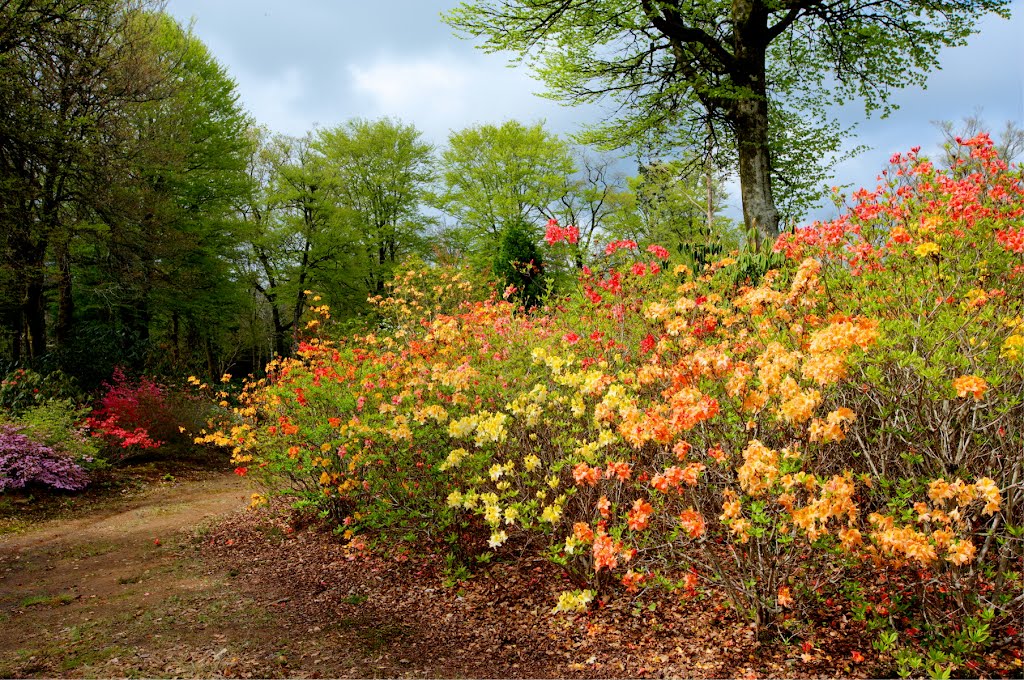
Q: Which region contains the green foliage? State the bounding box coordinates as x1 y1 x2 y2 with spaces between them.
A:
313 118 436 303
493 221 546 309
0 369 83 414
436 120 574 263
233 119 436 358
445 0 1010 238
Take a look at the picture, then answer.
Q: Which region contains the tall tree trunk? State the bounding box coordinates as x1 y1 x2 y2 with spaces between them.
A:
204 335 217 382
10 228 50 362
24 273 47 361
54 235 74 349
271 304 287 358
732 95 779 248
729 0 780 247
170 311 180 366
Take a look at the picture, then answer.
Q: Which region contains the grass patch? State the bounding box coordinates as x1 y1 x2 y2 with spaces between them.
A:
19 593 76 608
59 644 125 671
341 593 368 606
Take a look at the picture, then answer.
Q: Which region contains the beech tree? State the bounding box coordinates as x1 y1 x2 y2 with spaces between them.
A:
315 118 435 299
436 120 574 260
445 0 1011 242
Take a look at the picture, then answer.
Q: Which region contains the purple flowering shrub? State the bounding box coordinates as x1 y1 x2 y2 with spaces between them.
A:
0 425 89 492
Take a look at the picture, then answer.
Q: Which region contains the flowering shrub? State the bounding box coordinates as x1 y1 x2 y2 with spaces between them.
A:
769 134 1024 666
87 368 165 455
0 399 105 473
0 425 89 492
0 368 82 414
204 137 1022 671
87 368 212 462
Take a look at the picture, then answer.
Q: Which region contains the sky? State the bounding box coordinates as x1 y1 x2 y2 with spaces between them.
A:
164 0 1024 220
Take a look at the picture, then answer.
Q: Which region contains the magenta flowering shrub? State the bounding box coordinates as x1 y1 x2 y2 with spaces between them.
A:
0 426 89 492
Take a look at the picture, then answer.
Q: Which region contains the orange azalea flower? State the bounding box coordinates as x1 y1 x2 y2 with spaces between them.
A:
673 440 692 461
605 460 632 481
597 495 612 518
593 531 619 571
777 586 794 608
707 444 726 463
628 498 653 531
573 522 595 544
621 570 645 593
889 226 911 245
952 374 988 400
946 539 977 566
573 462 601 486
683 570 699 592
681 462 705 486
679 509 706 538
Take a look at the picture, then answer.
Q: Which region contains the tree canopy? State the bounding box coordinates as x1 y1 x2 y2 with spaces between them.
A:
444 0 1011 242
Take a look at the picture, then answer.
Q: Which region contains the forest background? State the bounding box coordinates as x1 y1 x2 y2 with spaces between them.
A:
1 0 1021 385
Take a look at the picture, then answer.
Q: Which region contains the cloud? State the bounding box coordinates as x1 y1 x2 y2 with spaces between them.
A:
344 52 596 142
349 59 468 110
233 67 309 135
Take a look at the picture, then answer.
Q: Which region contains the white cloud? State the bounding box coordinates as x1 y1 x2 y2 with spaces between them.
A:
344 52 599 143
235 67 310 135
349 58 470 114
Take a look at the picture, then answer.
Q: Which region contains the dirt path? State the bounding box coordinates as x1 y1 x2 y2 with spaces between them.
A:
0 472 258 677
0 472 889 679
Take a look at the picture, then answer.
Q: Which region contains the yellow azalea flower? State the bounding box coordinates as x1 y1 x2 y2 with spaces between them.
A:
446 491 463 508
1000 334 1024 362
914 241 940 257
541 504 563 524
447 415 478 439
919 215 942 234
487 530 508 548
523 454 541 472
551 589 595 614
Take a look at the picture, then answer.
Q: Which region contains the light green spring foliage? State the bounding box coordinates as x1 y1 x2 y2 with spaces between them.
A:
435 119 575 263
445 0 1012 233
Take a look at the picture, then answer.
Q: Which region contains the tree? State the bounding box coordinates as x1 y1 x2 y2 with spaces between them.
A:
545 149 632 270
445 0 1011 243
314 118 435 300
103 13 252 378
609 157 737 270
494 219 546 308
934 114 1024 167
436 120 574 260
0 0 163 363
234 132 340 358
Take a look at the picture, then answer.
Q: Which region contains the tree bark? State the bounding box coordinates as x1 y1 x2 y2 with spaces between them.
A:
733 94 780 247
728 0 780 246
54 235 74 349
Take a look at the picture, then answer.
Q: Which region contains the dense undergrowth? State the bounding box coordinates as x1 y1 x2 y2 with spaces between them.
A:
197 135 1024 677
0 366 222 494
